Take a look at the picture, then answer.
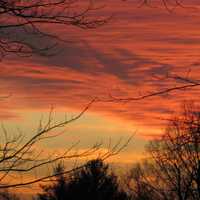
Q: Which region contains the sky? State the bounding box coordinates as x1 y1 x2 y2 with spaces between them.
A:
1 0 200 182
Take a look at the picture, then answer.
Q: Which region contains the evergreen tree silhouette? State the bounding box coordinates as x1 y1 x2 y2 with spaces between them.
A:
37 159 129 200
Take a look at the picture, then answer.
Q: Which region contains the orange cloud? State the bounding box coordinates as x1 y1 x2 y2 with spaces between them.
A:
0 0 200 159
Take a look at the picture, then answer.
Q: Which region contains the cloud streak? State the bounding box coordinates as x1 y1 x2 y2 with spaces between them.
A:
1 0 200 141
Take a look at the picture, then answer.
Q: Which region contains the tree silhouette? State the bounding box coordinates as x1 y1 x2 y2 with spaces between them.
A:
146 104 200 200
37 159 129 200
126 103 200 200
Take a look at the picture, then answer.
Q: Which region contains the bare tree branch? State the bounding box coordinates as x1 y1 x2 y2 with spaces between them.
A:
0 0 108 58
98 81 200 103
0 98 132 189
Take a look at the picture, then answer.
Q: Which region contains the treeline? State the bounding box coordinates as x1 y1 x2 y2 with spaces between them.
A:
2 104 200 200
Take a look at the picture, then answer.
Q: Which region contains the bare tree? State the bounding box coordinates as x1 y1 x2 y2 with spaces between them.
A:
125 162 159 200
125 103 200 200
0 99 131 189
144 103 200 200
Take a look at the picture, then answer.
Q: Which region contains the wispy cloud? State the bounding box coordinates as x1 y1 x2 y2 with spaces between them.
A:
1 1 200 141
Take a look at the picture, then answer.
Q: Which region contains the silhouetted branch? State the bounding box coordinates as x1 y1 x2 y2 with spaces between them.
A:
0 99 96 188
137 0 195 11
0 0 108 58
99 81 200 103
0 137 131 189
0 98 131 189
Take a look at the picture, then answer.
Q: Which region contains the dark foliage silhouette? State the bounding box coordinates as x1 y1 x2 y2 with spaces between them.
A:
37 159 129 200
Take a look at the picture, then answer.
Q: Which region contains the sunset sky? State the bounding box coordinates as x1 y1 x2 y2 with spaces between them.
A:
1 0 200 168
